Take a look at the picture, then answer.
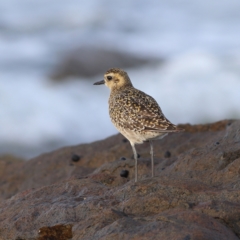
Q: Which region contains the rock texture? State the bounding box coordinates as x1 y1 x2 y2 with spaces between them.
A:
0 120 240 240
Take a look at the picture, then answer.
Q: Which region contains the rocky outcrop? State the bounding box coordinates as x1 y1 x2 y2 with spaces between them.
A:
0 120 240 239
50 47 161 80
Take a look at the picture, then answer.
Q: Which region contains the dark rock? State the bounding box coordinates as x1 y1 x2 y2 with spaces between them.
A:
132 153 140 159
164 150 171 158
71 154 81 162
50 47 162 80
120 170 129 178
0 120 240 240
177 120 234 132
120 157 126 160
183 235 191 240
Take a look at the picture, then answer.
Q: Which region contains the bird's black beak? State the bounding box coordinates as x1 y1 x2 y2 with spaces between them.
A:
93 80 105 85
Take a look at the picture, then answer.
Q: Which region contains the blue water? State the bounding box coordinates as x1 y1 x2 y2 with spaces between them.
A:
0 0 240 158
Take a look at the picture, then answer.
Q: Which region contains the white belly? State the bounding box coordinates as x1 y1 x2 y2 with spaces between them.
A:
119 128 168 145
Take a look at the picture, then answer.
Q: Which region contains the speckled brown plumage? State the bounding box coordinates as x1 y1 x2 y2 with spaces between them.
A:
109 87 179 135
94 68 184 182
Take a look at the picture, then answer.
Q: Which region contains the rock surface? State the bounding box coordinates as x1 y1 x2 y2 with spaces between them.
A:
0 120 240 239
50 47 161 80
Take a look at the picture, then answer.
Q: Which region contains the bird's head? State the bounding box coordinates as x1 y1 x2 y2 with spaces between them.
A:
94 68 133 91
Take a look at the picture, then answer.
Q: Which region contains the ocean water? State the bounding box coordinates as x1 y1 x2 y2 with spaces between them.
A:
0 0 240 158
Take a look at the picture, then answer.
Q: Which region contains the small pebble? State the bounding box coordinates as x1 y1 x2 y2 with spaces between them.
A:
184 235 191 240
164 151 171 158
120 157 126 160
132 153 140 159
71 154 81 162
120 170 129 178
216 142 220 145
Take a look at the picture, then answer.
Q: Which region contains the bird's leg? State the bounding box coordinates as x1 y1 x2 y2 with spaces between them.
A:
131 143 138 182
150 140 154 178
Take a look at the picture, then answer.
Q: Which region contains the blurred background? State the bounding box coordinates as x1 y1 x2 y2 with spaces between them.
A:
0 0 240 159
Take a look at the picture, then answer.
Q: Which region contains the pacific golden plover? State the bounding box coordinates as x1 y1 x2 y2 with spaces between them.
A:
94 68 183 182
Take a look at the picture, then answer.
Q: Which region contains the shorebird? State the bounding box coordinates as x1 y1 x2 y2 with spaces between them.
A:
94 68 183 182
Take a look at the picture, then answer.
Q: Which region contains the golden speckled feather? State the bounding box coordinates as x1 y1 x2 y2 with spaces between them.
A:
109 87 178 133
94 68 184 182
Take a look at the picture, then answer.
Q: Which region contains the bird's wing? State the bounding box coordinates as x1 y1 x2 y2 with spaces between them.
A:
116 89 182 132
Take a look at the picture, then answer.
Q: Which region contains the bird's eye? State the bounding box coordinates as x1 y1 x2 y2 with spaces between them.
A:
107 76 112 80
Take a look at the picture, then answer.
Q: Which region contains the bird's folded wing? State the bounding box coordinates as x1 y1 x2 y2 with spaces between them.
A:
123 92 182 132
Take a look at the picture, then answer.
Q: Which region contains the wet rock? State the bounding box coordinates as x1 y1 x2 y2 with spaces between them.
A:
0 119 240 239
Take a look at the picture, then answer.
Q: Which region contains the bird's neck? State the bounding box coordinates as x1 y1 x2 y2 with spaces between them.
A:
110 83 133 94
